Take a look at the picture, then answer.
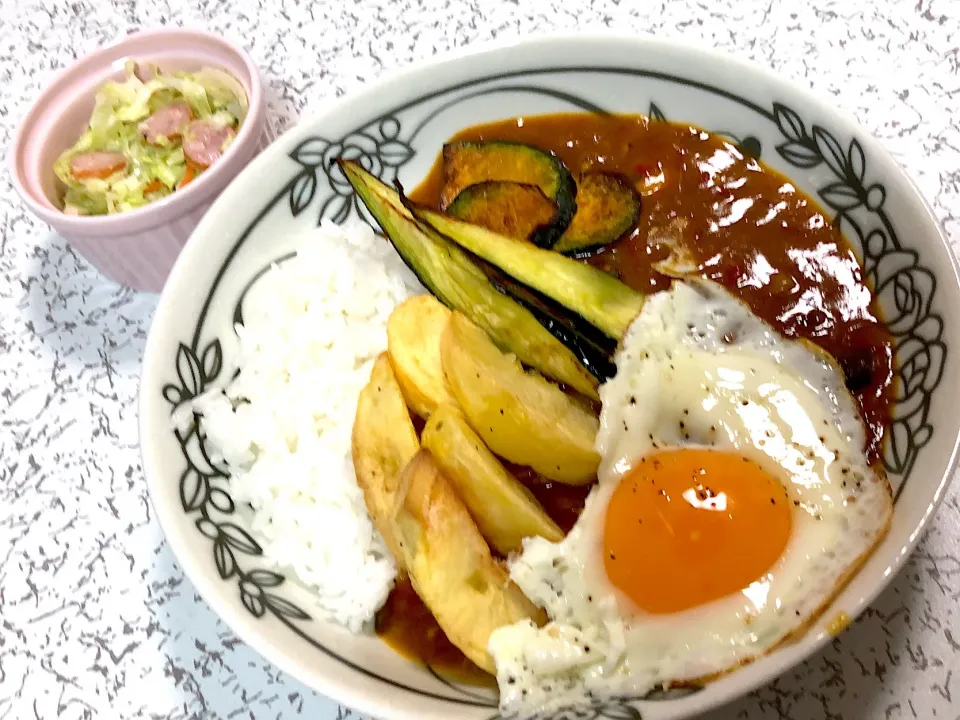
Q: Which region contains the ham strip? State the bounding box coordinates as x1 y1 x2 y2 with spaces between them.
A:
182 120 235 168
139 101 194 145
69 151 127 180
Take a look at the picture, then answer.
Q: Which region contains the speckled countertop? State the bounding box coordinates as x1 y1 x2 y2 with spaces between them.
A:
1 1 958 718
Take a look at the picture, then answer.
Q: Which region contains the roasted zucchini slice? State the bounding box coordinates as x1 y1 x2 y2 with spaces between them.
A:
440 141 577 246
339 160 600 398
406 200 647 339
553 172 641 255
447 181 567 247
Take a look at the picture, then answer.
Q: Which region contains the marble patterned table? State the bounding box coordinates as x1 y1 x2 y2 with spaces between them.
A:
1 1 958 718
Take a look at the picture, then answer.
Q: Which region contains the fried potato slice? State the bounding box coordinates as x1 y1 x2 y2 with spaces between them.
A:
352 353 420 568
387 294 456 418
393 449 545 673
422 404 563 554
440 311 600 484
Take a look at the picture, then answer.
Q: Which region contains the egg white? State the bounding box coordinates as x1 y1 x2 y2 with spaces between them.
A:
489 280 892 714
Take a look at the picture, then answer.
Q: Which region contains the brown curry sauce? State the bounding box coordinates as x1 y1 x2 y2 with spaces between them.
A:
374 576 496 686
375 112 895 681
373 465 590 683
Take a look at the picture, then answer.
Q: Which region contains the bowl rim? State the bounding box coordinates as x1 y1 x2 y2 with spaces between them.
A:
140 30 960 720
7 26 265 234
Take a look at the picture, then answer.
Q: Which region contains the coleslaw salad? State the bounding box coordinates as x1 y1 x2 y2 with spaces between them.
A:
53 61 248 215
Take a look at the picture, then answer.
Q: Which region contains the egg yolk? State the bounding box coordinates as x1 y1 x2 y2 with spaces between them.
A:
603 448 792 614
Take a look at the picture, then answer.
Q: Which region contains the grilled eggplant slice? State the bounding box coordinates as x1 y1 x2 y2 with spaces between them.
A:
440 141 576 246
447 180 566 247
405 200 646 339
553 172 641 255
475 258 618 383
339 159 600 398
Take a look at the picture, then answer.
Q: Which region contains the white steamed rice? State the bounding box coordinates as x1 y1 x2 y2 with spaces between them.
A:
182 218 420 632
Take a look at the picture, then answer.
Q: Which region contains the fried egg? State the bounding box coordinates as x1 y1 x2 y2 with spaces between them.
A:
489 280 892 714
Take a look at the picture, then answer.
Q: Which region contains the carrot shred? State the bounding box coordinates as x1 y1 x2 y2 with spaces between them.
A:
177 162 201 190
69 152 127 180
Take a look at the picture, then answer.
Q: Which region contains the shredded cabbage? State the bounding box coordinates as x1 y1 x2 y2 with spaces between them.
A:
54 61 248 215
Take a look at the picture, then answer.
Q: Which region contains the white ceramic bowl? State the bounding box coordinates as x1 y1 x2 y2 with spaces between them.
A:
139 35 960 720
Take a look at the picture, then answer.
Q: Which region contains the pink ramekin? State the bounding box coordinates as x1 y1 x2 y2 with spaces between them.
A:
8 27 269 292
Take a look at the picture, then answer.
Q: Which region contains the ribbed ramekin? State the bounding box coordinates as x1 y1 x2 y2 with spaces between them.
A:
9 27 269 292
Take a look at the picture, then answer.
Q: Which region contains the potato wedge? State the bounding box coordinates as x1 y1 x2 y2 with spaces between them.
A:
387 295 456 418
422 404 563 554
441 312 600 484
352 353 420 568
393 450 544 673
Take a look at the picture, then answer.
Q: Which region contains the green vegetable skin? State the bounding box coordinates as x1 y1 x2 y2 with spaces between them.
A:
552 172 641 255
446 181 564 248
339 160 601 399
408 204 646 339
441 141 577 247
53 62 248 215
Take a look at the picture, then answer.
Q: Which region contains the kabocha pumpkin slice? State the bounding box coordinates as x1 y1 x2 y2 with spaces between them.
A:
447 180 567 248
440 141 576 246
553 172 641 254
